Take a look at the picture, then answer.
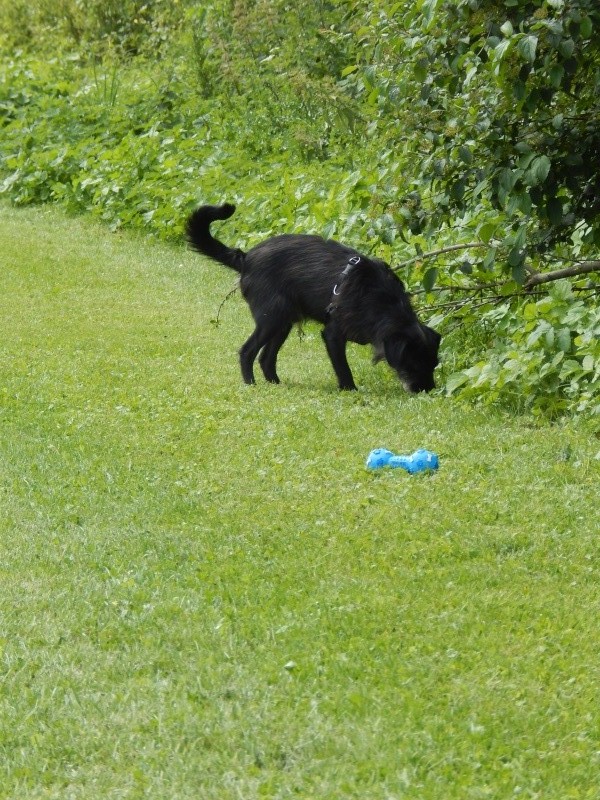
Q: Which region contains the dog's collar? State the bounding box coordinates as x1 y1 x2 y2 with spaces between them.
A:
327 255 361 313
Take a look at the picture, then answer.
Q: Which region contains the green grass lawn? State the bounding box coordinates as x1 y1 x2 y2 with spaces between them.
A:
1 203 599 799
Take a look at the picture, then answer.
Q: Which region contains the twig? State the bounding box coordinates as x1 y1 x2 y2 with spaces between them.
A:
211 283 239 327
394 241 488 271
418 289 547 316
412 280 504 295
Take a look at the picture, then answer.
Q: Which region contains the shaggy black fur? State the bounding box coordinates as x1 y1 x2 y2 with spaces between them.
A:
186 203 441 392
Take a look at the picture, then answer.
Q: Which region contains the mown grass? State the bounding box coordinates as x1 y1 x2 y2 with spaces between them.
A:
1 203 599 800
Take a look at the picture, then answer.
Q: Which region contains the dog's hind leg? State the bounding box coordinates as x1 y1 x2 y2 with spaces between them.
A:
240 320 289 385
321 322 357 391
239 328 264 384
258 323 293 384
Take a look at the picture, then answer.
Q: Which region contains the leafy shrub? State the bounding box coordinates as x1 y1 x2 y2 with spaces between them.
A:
446 281 600 417
344 0 600 266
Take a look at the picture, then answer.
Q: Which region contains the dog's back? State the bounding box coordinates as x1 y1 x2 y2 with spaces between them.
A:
243 234 368 323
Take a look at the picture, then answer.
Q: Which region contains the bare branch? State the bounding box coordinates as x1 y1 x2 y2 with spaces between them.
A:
524 261 600 288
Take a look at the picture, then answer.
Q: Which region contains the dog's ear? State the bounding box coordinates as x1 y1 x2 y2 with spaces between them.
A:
411 322 441 349
372 342 385 364
422 324 442 350
383 337 407 367
389 270 407 291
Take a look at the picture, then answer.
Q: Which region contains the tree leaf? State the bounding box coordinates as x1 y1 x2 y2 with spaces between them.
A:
482 248 496 272
518 35 538 63
451 179 465 201
580 16 593 39
508 246 524 267
512 262 527 284
478 222 497 243
525 155 551 186
557 328 572 352
498 167 517 191
458 145 472 164
548 64 565 88
550 279 573 301
422 267 438 292
559 38 575 58
546 196 563 224
494 39 513 61
583 355 595 371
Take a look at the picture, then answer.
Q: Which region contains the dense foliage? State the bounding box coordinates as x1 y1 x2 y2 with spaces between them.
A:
349 1 600 254
0 0 598 416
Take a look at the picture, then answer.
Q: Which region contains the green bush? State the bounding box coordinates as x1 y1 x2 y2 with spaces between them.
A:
446 281 600 417
0 0 187 55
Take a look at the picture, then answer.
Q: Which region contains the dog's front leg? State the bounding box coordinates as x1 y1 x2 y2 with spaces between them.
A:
322 322 357 390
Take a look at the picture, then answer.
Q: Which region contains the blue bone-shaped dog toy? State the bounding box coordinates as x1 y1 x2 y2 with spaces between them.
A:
366 448 439 473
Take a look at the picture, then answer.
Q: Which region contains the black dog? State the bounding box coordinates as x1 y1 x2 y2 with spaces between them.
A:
186 203 441 392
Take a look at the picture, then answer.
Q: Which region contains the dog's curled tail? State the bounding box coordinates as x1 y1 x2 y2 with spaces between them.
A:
185 203 245 273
